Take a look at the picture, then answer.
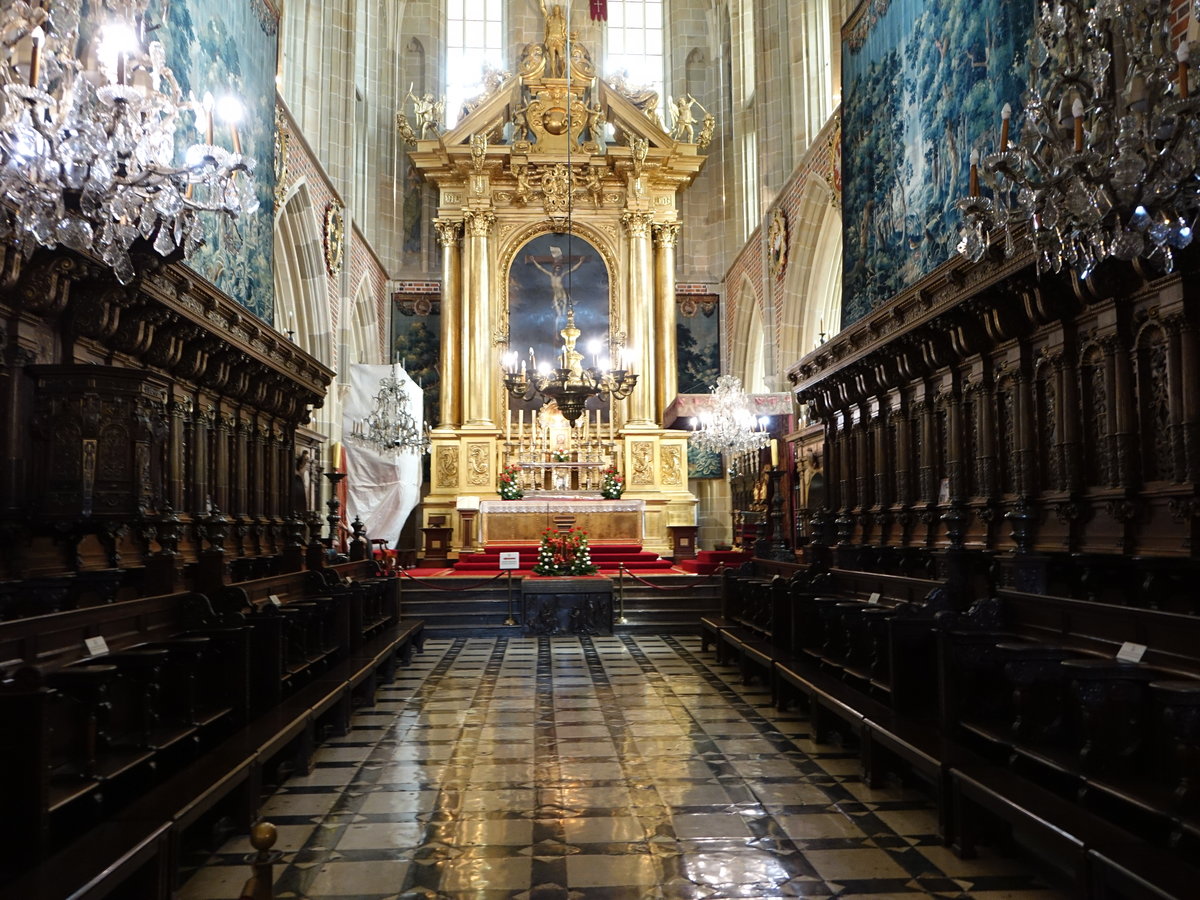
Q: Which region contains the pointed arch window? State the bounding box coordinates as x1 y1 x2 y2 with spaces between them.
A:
604 0 665 122
446 0 505 127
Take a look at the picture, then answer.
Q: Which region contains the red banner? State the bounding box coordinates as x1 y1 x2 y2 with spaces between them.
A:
590 0 607 22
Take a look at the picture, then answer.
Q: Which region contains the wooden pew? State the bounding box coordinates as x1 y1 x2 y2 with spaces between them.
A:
0 561 425 897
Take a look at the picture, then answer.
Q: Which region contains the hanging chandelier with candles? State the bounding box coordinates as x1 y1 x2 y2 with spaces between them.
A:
501 305 637 426
688 375 771 456
0 0 257 284
350 365 430 455
957 0 1197 280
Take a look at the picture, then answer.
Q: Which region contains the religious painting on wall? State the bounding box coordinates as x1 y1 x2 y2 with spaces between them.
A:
676 292 721 395
143 0 278 322
390 293 441 428
840 0 1032 325
507 233 611 417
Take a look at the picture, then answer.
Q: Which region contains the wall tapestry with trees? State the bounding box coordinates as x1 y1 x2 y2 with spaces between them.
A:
840 0 1032 325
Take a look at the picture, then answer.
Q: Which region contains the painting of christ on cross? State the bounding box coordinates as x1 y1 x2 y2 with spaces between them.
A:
507 233 611 417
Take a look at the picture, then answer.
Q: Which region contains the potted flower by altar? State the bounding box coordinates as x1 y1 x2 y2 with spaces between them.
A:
499 462 523 499
532 527 598 575
600 466 624 499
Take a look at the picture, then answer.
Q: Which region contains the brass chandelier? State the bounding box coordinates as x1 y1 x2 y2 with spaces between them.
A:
501 304 637 426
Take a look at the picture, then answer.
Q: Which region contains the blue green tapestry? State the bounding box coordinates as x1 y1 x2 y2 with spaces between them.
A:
142 0 278 321
841 0 1032 325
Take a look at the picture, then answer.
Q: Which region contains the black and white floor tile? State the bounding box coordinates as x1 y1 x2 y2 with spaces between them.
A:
179 635 1067 899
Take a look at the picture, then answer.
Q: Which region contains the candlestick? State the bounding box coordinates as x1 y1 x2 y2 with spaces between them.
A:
969 149 979 196
1179 41 1191 99
28 26 44 87
609 408 615 444
203 92 215 145
518 408 524 446
771 439 779 469
1000 102 1011 150
1071 97 1084 152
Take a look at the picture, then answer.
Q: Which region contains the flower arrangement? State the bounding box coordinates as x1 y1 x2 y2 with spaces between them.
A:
532 527 598 576
551 450 570 462
498 462 523 500
600 465 624 499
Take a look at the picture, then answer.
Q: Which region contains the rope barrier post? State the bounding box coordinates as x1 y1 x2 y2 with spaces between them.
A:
616 563 628 625
238 821 281 900
504 571 517 626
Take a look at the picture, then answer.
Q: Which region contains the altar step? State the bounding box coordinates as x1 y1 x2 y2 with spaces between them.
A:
452 542 675 573
676 548 753 574
398 573 720 635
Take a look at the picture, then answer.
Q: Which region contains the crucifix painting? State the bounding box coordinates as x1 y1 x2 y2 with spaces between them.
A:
507 232 610 416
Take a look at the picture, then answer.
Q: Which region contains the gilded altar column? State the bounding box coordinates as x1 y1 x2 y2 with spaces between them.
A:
622 211 656 426
435 219 463 429
462 209 496 428
653 223 680 423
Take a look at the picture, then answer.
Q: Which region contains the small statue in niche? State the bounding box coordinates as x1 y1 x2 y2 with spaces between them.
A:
670 93 702 143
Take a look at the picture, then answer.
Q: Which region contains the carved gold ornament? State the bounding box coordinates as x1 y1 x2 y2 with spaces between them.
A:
323 202 344 277
768 207 788 277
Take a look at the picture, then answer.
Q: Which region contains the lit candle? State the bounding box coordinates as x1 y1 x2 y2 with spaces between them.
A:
28 26 44 88
1000 102 1011 150
1072 96 1084 152
969 149 979 196
1179 41 1191 100
116 51 126 86
203 92 215 145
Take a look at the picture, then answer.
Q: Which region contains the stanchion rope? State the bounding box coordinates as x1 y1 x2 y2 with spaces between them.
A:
618 563 727 590
397 570 508 591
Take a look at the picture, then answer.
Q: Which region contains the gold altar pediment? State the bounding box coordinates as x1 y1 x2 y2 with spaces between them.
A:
406 27 709 213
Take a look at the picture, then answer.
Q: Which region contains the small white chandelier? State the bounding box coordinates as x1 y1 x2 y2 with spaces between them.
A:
350 365 430 455
957 0 1197 280
0 0 257 284
688 375 771 456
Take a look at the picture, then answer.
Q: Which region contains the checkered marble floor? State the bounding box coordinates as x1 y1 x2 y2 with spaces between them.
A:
178 635 1067 899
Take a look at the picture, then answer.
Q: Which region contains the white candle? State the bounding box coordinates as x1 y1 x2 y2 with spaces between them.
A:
609 408 615 443
506 407 512 442
518 408 524 445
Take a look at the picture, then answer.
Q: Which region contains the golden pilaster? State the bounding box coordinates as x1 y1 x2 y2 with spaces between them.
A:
463 209 496 427
653 222 680 422
622 210 655 427
434 219 463 428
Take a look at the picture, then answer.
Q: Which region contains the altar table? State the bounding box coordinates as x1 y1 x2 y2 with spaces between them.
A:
479 499 644 544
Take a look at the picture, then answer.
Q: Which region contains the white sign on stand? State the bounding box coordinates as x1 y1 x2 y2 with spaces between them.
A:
1116 641 1147 663
85 636 109 657
498 552 521 570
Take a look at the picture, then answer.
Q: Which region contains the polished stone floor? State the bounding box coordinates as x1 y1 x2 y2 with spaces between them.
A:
179 635 1066 899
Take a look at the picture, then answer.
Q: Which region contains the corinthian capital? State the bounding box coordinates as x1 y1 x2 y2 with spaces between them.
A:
433 219 463 247
652 222 680 248
621 211 654 239
463 209 496 237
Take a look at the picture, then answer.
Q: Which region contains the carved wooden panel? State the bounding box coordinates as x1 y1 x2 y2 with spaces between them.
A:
29 366 169 521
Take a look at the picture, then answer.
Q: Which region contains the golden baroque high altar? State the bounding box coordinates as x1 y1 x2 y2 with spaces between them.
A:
406 12 708 558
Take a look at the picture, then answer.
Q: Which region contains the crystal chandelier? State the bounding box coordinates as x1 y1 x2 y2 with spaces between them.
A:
501 303 637 426
0 0 257 284
957 0 1197 280
350 366 430 454
688 375 772 456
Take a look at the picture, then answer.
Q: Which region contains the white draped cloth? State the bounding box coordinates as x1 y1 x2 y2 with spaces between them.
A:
342 364 423 547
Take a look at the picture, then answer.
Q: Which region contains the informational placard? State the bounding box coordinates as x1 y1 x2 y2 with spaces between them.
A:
85 636 109 656
1116 641 1147 663
868 592 881 605
456 495 481 510
267 594 283 608
498 552 521 570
